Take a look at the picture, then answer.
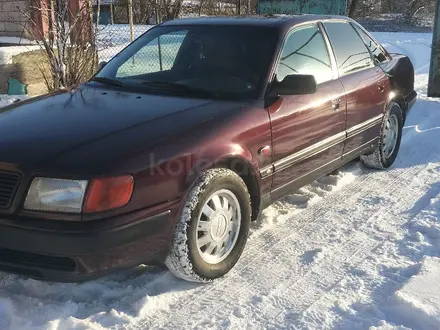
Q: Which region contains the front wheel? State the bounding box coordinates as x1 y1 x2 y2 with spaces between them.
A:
361 102 403 169
165 168 251 283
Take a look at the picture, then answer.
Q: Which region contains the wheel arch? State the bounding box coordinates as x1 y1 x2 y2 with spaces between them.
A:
388 92 407 122
186 151 262 222
213 156 261 222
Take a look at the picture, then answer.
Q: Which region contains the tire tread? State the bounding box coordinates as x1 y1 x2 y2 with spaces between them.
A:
165 168 250 283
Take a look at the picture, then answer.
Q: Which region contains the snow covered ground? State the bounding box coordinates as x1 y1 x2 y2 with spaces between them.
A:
97 25 153 62
0 32 439 330
0 95 28 108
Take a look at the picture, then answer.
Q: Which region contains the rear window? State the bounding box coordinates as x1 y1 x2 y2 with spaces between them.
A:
323 22 374 76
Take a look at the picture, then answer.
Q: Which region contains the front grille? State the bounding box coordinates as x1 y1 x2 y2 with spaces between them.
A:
0 171 21 209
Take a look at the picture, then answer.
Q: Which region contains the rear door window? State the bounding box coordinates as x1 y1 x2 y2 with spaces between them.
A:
323 21 374 76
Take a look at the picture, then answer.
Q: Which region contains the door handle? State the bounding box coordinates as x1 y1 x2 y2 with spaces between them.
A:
378 85 385 93
332 98 341 111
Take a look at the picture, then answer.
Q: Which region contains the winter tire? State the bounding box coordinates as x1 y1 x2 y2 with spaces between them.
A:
361 102 403 169
165 168 251 283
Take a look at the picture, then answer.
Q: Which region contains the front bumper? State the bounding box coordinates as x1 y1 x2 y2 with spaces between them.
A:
0 210 175 282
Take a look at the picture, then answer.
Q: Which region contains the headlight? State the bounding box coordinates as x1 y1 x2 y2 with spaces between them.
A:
24 178 88 213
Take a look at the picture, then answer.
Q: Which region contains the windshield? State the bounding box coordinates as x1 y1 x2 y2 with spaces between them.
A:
95 25 278 100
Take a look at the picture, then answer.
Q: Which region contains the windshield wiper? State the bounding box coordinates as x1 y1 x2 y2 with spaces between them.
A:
142 81 218 98
90 77 126 88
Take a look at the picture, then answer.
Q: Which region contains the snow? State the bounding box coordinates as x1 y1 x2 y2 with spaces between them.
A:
0 32 439 330
389 257 440 330
0 45 41 66
96 25 153 62
0 95 28 107
0 37 37 45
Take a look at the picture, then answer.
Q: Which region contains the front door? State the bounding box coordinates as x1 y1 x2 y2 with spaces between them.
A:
269 23 347 197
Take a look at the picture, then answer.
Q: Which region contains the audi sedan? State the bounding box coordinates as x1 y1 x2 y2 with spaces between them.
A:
0 15 416 282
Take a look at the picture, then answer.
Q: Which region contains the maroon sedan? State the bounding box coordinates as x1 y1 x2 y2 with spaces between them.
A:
0 15 416 282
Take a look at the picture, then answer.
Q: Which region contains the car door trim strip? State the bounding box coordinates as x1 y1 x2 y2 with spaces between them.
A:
259 114 384 178
273 131 346 174
346 114 383 138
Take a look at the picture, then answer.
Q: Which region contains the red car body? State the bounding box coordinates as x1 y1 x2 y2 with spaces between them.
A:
0 15 416 281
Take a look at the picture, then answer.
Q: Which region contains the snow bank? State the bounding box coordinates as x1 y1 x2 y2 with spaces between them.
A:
0 37 37 45
369 321 411 330
0 95 28 107
0 45 41 66
389 257 440 330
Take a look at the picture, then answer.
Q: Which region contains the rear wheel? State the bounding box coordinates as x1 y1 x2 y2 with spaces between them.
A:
165 168 251 283
361 102 403 169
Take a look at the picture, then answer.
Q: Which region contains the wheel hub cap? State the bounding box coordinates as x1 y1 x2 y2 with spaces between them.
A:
196 189 241 264
211 213 228 241
382 113 399 159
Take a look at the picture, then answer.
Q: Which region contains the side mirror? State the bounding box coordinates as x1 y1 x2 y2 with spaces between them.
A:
270 74 317 96
98 61 107 71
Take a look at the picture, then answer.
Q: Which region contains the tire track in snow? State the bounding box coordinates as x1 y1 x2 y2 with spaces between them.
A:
295 172 440 328
188 144 433 330
275 161 440 328
131 136 430 330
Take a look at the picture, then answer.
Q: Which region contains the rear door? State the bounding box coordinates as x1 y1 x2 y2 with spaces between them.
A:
269 23 347 196
322 21 390 159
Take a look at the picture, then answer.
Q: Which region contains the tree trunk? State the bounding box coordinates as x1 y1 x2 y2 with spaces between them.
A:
172 0 183 18
155 0 160 24
198 0 204 15
110 0 114 24
128 0 134 42
428 0 440 97
348 0 358 18
96 0 101 28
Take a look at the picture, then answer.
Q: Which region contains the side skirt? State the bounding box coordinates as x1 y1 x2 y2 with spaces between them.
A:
259 137 379 212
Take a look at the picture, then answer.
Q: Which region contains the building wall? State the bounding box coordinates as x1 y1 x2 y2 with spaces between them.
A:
257 0 347 15
0 0 30 39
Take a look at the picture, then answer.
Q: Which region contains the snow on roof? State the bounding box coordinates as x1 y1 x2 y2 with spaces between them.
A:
0 36 37 45
93 0 120 5
0 95 28 107
0 44 41 65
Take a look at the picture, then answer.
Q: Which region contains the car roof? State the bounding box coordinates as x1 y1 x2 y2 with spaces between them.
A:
159 14 354 29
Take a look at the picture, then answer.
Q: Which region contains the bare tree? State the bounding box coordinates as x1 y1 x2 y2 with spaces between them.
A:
110 0 114 24
381 0 435 22
19 0 98 92
348 0 359 18
128 0 134 41
96 0 101 28
160 0 184 21
404 0 433 22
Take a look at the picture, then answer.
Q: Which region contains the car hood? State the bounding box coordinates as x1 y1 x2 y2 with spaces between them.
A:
0 86 243 169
